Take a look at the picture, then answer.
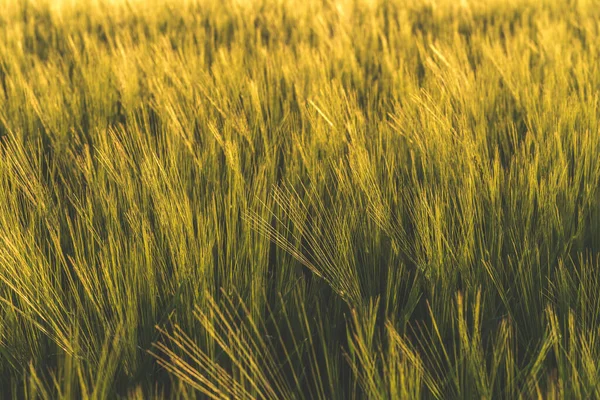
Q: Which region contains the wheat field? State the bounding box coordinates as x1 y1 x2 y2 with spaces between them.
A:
1 0 600 398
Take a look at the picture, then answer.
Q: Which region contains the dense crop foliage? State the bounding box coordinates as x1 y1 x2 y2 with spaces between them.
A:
1 0 600 398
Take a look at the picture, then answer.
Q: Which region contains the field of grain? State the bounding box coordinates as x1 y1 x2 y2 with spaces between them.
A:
1 0 600 398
